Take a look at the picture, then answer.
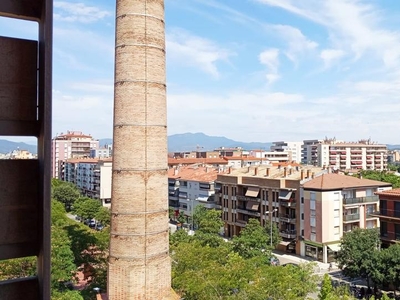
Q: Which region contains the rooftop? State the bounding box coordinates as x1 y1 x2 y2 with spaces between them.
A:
168 157 228 165
375 188 400 196
168 165 225 182
303 173 391 190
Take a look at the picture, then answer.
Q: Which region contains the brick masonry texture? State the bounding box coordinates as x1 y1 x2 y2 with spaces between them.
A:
109 0 172 299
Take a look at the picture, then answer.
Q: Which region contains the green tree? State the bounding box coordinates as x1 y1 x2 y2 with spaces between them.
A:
193 205 208 229
196 208 223 235
319 274 333 300
232 219 271 262
356 170 400 188
379 244 400 294
51 290 84 300
95 206 111 226
0 257 36 280
177 211 186 224
336 228 380 287
73 197 102 221
53 181 81 211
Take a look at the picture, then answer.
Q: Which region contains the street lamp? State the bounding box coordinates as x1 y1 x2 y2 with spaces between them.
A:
265 209 278 247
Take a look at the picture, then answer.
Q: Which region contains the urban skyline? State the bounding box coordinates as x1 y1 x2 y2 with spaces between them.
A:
2 0 400 144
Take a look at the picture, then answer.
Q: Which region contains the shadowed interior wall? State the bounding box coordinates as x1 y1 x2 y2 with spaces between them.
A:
0 0 52 299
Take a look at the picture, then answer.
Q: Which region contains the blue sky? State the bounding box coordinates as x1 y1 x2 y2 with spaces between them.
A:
2 0 400 144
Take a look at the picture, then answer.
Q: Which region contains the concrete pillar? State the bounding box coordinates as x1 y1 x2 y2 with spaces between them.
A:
108 0 172 299
323 245 328 263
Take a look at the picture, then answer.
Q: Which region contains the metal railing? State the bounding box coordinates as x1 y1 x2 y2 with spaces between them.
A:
343 196 378 205
343 213 360 221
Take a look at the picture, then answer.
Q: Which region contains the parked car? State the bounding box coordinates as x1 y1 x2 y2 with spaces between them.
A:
270 256 280 266
96 223 104 231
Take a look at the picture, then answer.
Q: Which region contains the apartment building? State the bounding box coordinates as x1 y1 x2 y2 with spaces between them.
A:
90 144 112 158
168 157 228 168
302 174 391 263
372 189 400 248
51 131 99 178
217 165 326 254
302 138 388 170
270 141 303 163
60 158 112 207
168 165 222 221
249 150 291 164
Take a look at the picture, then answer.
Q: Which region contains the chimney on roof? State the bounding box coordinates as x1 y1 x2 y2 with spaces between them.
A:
278 164 281 170
311 172 315 179
174 167 179 176
288 168 292 176
266 168 270 177
301 169 305 180
254 167 258 176
248 166 250 173
283 167 287 177
206 167 209 173
306 169 311 178
228 167 231 174
296 166 299 172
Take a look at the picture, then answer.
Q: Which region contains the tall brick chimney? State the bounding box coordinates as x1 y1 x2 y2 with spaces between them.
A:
108 0 172 299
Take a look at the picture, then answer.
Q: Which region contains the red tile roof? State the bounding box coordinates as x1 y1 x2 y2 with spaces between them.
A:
375 188 400 196
168 158 228 165
168 166 226 182
303 173 391 190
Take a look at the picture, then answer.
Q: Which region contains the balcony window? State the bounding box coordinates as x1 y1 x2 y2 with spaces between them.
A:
381 221 388 237
380 200 387 216
395 202 400 218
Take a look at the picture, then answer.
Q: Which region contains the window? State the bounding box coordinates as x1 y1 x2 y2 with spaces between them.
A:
381 221 388 237
310 217 316 227
310 192 316 201
301 197 304 204
395 224 400 240
334 226 340 235
310 210 316 217
301 213 304 220
395 202 400 218
301 229 304 236
333 209 340 218
380 200 387 216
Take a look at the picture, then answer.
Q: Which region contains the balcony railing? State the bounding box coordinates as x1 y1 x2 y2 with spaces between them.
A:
237 195 261 202
381 231 400 241
279 230 297 239
343 195 379 205
280 201 296 207
370 209 400 219
236 208 261 217
343 213 360 222
279 214 296 223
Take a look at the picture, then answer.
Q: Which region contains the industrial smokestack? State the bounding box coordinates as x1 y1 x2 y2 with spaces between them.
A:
109 0 171 299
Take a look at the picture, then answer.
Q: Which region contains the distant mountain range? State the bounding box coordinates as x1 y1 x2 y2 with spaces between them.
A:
2 134 400 154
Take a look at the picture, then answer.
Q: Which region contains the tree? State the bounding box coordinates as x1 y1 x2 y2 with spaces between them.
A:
193 205 208 229
336 228 380 287
95 206 111 226
73 197 102 221
319 274 333 300
356 170 400 188
264 220 281 248
232 218 271 262
52 181 81 211
196 208 223 235
177 211 186 224
379 244 400 294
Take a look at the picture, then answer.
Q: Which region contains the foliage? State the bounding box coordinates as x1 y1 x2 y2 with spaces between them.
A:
336 228 380 286
51 290 84 300
171 239 318 299
0 257 36 280
73 197 102 221
51 225 77 289
232 219 272 262
378 244 400 292
263 220 281 248
193 205 208 229
196 208 223 235
95 206 111 226
177 211 186 224
356 170 400 188
52 180 81 211
319 274 333 300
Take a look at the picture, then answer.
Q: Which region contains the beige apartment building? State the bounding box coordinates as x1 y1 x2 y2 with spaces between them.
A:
302 138 387 170
217 165 326 254
302 174 391 263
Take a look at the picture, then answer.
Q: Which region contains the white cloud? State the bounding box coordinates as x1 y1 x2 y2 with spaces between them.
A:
320 49 345 68
166 28 234 79
269 25 318 63
54 1 111 23
257 0 400 69
259 48 280 84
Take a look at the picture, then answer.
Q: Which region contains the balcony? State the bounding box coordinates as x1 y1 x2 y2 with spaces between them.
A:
343 213 360 222
381 231 400 242
370 209 400 220
279 230 297 239
237 195 261 202
280 214 296 223
235 220 247 227
366 211 379 219
280 201 296 207
343 195 379 205
236 208 261 217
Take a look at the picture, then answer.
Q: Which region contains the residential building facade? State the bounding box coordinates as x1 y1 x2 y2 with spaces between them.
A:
372 189 400 248
302 138 388 170
60 158 112 207
217 165 326 254
270 141 303 163
168 165 222 222
302 174 391 263
90 144 112 158
51 131 99 178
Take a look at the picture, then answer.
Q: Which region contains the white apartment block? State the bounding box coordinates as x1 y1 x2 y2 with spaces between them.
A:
249 150 290 164
51 131 99 178
90 144 113 158
302 139 388 171
61 158 112 207
270 141 303 163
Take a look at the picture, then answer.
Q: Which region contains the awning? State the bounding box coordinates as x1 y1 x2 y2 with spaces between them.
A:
279 241 291 246
246 201 259 211
245 186 260 197
328 243 341 252
279 190 293 200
